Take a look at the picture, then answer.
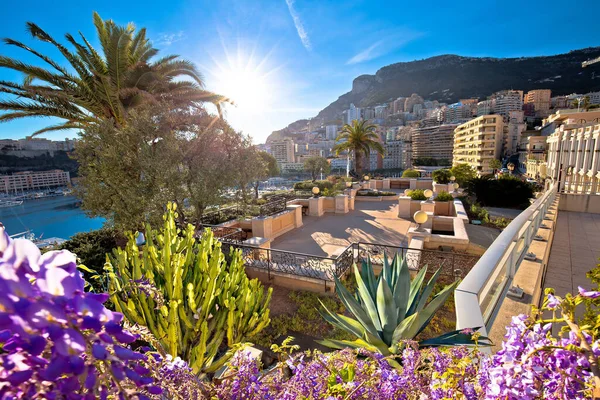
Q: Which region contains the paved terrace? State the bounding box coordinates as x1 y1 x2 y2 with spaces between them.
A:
544 211 600 297
270 201 412 258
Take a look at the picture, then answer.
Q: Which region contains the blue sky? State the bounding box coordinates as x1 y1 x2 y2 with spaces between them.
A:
0 0 599 143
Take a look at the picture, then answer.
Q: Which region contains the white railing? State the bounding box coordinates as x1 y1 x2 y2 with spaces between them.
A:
454 184 557 335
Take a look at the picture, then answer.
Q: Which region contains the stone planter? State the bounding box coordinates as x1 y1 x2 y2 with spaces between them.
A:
433 183 449 195
434 201 452 216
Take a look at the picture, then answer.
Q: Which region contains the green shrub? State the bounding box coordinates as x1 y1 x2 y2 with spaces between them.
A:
466 175 534 209
106 203 272 374
490 217 511 229
450 163 476 187
432 169 452 184
402 169 420 178
293 180 333 191
469 203 490 223
409 189 427 200
357 190 396 197
434 191 454 202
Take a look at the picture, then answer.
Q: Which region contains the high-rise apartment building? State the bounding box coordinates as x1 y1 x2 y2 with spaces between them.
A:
383 141 411 170
325 125 338 140
374 105 388 119
412 124 457 164
492 90 523 116
524 89 551 117
391 97 406 114
404 93 424 115
503 110 526 156
453 115 504 175
477 99 495 116
346 103 363 124
270 139 295 165
1 170 71 194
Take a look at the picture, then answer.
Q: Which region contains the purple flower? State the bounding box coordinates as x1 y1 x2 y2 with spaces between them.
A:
578 286 600 299
546 294 559 309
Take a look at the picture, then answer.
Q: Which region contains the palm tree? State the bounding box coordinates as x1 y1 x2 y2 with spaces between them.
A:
333 119 384 174
0 12 225 136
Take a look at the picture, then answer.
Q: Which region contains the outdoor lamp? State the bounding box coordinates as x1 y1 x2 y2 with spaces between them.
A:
135 232 146 246
413 210 428 232
312 186 320 197
453 183 460 191
507 163 515 173
404 189 412 196
424 189 433 198
450 176 456 181
346 181 352 188
364 175 370 181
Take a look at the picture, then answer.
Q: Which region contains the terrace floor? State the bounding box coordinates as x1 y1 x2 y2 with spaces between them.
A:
543 211 600 297
270 200 412 258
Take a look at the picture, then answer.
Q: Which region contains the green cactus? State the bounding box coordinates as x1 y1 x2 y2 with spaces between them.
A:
105 202 272 374
319 255 490 356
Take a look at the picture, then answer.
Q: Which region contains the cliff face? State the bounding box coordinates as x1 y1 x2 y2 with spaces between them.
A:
268 47 600 142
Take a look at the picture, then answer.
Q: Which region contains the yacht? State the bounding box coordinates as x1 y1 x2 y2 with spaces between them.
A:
0 200 24 208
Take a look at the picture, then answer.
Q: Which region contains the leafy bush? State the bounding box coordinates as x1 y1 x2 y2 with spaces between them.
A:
106 203 272 374
450 163 476 186
434 190 454 202
432 168 452 184
466 175 534 209
490 217 512 229
409 189 427 200
356 190 396 196
402 169 420 178
469 203 490 223
293 180 333 191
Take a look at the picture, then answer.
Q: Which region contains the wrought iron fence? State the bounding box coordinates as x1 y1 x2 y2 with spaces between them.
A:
356 242 479 280
258 197 287 217
199 206 241 225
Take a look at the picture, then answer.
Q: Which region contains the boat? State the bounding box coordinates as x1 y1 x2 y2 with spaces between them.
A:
0 200 23 208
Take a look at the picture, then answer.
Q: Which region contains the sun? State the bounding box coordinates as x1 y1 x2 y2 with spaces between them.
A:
212 62 272 114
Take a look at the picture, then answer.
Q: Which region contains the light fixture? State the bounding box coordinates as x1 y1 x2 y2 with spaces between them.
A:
424 189 433 198
450 176 456 181
346 181 352 188
453 183 459 192
404 189 412 196
413 210 428 231
364 175 370 181
135 232 146 246
312 186 320 197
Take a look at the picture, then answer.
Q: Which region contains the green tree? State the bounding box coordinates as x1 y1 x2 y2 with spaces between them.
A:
106 203 272 374
253 152 279 199
333 120 384 174
74 104 246 229
489 159 502 175
304 156 331 181
432 169 452 184
450 163 476 187
0 12 224 135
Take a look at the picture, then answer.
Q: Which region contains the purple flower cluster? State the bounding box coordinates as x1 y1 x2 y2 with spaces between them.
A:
215 346 487 399
485 313 596 399
0 228 160 399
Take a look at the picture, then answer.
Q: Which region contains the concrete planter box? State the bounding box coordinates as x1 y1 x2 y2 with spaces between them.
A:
434 201 453 216
398 196 425 218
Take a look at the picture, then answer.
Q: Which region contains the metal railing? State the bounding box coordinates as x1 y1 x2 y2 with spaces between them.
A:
454 183 557 335
356 242 480 280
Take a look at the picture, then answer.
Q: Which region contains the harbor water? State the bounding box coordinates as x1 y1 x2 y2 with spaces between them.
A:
0 195 105 239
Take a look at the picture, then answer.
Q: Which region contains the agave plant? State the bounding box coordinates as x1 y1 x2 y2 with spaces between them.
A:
320 255 488 356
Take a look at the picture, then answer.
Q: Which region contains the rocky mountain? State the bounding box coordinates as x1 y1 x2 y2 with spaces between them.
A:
267 47 600 142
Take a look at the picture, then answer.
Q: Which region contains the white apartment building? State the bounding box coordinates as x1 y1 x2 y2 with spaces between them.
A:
270 139 295 165
1 170 71 194
346 103 362 124
453 115 504 175
477 99 495 116
325 125 338 140
383 141 411 170
546 118 600 194
280 162 305 174
586 91 600 105
492 90 523 117
330 157 352 171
